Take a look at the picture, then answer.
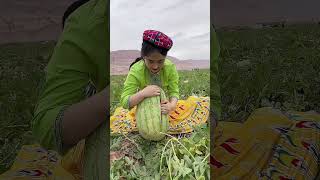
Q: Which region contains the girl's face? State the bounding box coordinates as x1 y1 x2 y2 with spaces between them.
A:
144 51 166 74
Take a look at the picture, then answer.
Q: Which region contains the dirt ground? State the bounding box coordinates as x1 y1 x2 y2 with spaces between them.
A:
0 0 73 44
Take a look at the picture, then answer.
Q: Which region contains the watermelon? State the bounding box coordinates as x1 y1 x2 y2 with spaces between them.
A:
136 88 169 141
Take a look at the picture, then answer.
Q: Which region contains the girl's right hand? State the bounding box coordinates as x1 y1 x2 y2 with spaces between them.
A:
141 85 161 98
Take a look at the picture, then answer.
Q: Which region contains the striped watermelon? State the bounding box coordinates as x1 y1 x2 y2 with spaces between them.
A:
136 88 169 141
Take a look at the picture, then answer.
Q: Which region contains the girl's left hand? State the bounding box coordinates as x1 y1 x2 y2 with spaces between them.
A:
160 100 175 114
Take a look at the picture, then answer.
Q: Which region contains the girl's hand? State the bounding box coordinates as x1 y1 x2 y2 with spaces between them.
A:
160 100 175 114
141 85 161 98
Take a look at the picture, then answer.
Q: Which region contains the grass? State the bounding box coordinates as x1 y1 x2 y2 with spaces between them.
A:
217 24 320 122
0 41 55 173
0 24 319 176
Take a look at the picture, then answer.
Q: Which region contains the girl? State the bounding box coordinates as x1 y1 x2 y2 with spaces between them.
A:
111 30 210 135
120 30 179 115
32 0 108 156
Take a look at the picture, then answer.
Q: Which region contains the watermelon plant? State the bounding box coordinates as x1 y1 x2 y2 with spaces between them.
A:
110 125 210 179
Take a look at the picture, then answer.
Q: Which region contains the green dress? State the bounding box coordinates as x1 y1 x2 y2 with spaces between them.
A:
120 59 180 109
31 0 108 155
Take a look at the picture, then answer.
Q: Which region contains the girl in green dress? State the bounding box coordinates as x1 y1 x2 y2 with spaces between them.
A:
120 30 179 115
0 0 108 179
32 0 108 156
111 30 210 135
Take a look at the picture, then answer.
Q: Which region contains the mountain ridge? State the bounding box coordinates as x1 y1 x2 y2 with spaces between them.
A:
111 50 209 75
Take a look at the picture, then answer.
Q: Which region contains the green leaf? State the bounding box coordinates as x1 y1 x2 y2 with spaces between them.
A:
195 150 203 155
182 167 192 177
154 173 161 180
188 175 197 180
184 155 192 165
179 148 187 155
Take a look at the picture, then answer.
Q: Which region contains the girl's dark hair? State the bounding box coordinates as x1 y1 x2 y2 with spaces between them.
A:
129 40 169 69
62 0 90 29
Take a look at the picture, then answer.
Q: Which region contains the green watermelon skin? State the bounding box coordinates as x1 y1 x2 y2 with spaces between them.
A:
136 89 169 141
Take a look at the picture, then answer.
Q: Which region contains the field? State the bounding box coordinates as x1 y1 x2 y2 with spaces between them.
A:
218 24 320 122
0 41 56 173
0 24 320 178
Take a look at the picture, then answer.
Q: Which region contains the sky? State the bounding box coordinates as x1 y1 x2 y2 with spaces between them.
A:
110 0 210 60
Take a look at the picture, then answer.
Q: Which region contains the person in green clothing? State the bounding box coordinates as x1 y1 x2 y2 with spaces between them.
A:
120 30 179 115
0 0 108 179
31 0 108 156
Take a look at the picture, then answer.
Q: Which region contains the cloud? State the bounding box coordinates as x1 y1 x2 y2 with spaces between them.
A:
190 32 210 41
172 32 185 39
161 0 194 11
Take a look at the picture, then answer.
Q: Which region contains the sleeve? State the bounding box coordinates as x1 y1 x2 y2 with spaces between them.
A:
168 64 180 100
210 25 222 121
31 19 101 155
120 69 140 109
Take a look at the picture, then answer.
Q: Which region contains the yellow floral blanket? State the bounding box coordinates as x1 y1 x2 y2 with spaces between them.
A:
110 96 210 135
212 107 320 180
